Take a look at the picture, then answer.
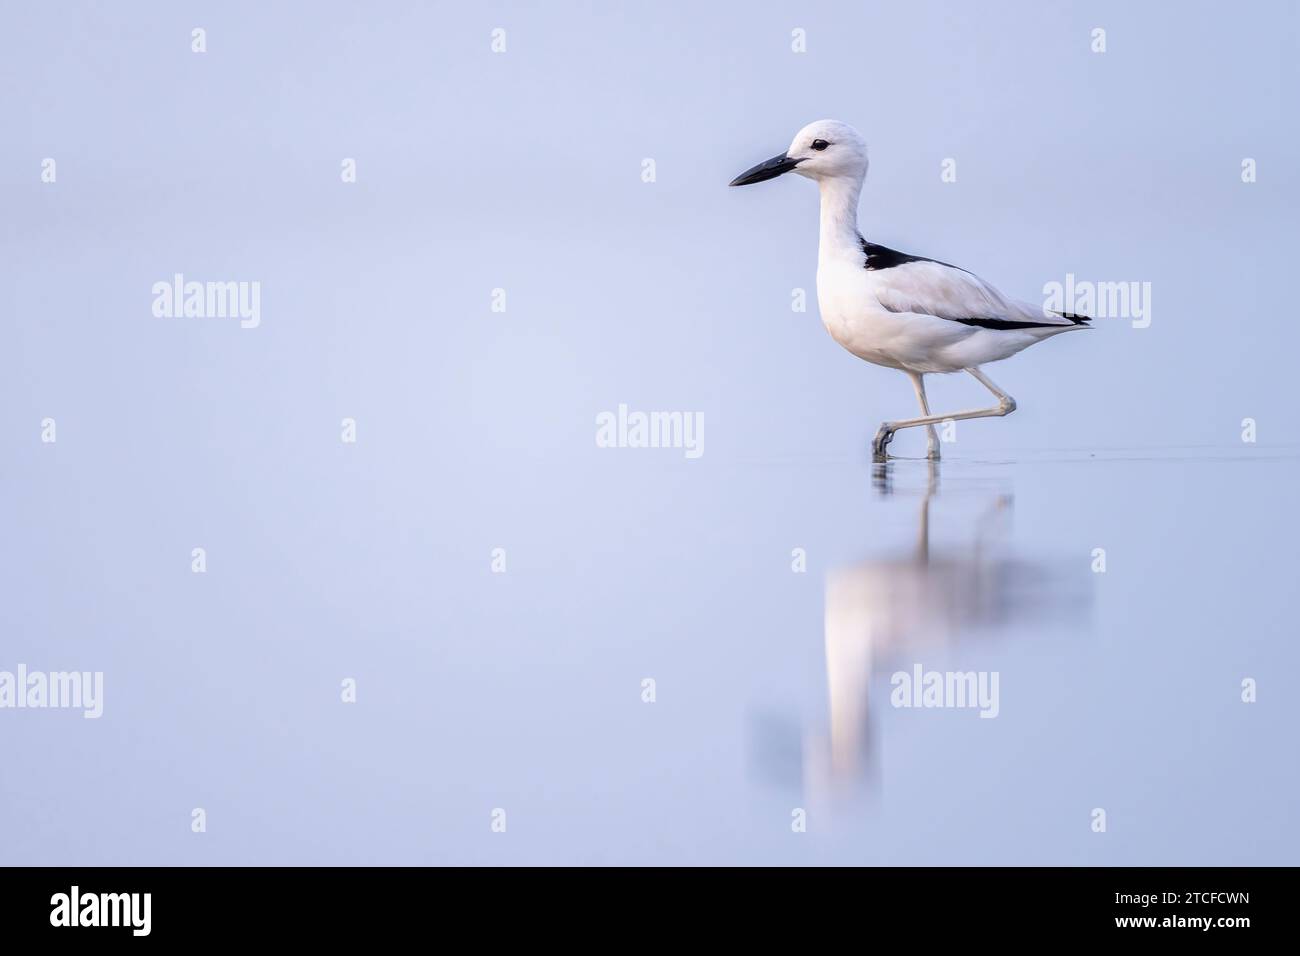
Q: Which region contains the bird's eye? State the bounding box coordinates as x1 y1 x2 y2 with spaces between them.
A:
811 139 830 151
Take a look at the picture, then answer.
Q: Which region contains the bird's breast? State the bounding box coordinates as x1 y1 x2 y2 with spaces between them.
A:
815 264 906 369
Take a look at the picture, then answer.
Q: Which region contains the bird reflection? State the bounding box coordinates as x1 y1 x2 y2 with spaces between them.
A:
819 462 1011 790
752 460 1088 804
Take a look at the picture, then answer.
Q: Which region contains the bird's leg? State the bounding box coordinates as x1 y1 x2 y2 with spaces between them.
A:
908 372 940 460
871 366 1016 462
966 366 1017 415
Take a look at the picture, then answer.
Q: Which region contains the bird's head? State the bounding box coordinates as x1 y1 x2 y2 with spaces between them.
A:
729 120 868 187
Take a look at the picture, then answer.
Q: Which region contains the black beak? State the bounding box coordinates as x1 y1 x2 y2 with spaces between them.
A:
729 152 801 187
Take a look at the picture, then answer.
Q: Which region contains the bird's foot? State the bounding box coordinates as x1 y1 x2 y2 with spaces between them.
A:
925 425 941 461
871 423 896 462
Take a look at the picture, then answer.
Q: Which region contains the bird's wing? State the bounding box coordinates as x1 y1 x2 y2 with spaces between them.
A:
873 259 1089 330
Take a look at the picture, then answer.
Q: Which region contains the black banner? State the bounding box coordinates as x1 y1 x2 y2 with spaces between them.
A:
0 866 1276 941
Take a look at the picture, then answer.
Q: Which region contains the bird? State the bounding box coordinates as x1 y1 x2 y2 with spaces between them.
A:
729 120 1089 461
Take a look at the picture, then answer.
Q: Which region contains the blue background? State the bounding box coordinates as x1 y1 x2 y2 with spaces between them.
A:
2 1 1297 864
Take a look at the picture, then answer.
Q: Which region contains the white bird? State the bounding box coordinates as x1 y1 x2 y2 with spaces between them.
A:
730 120 1089 461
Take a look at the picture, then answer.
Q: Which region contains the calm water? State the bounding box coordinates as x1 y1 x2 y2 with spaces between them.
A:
5 446 1297 865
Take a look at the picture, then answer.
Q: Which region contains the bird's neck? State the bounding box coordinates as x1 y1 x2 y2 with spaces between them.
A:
817 175 864 262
